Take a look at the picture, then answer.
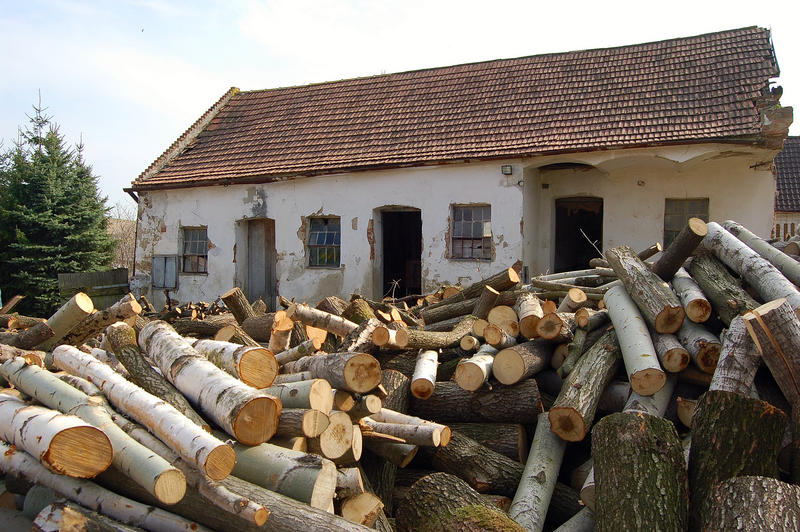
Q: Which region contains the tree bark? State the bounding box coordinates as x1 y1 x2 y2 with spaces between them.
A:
448 423 528 463
172 314 236 338
472 286 501 320
687 252 760 326
604 283 666 395
420 296 478 325
37 292 94 351
59 293 142 347
275 338 322 365
553 507 595 532
0 321 54 350
33 500 148 532
677 319 721 374
362 439 418 467
514 292 544 339
267 313 293 354
264 379 333 413
214 323 261 347
281 351 381 394
275 408 330 438
239 313 276 342
672 267 711 323
592 411 687 532
192 339 278 389
139 321 281 445
549 329 621 441
650 330 690 373
454 344 497 391
709 316 760 395
410 379 543 423
405 316 476 350
651 217 708 280
687 390 787 531
220 287 256 324
493 340 553 385
371 324 409 349
362 418 443 446
410 349 438 399
702 476 800 532
605 246 685 333
483 324 517 349
557 288 588 313
724 219 800 287
421 268 520 312
287 303 359 337
535 312 575 342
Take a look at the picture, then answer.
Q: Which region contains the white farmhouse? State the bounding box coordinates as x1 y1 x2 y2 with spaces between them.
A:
128 26 792 310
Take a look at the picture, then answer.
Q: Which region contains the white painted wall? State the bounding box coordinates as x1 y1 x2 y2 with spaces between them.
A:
135 143 780 308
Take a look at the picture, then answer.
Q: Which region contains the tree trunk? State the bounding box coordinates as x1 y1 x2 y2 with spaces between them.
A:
473 286 501 320
264 379 333 413
172 313 236 338
483 324 517 349
342 298 377 325
703 476 800 531
535 312 575 343
0 321 54 350
51 345 236 481
710 316 761 395
0 390 112 479
220 287 256 324
650 330 690 373
138 321 281 445
702 222 800 312
508 413 566 532
33 500 147 532
410 379 543 423
687 252 760 326
239 313 276 342
395 472 525 532
677 319 721 374
267 313 293 354
410 349 438 399
688 390 787 531
553 507 594 532
672 267 711 323
275 338 322 365
421 268 520 312
514 292 543 339
454 344 497 391
214 323 261 347
281 351 381 394
605 246 685 333
405 316 476 350
604 283 666 395
651 217 708 280
493 340 553 385
420 296 479 325
275 408 330 438
58 293 142 347
372 324 409 349
362 418 444 447
557 288 588 313
448 423 528 463
287 303 359 337
557 310 609 378
724 219 800 286
592 412 688 532
549 330 621 441
191 339 278 389
317 296 348 316
37 292 94 351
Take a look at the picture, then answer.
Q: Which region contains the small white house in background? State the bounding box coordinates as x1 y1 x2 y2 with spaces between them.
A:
774 137 800 239
128 27 792 310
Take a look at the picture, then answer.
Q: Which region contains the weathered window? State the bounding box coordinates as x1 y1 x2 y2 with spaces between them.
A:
664 199 709 248
182 227 208 274
152 255 178 289
307 217 341 267
451 205 492 260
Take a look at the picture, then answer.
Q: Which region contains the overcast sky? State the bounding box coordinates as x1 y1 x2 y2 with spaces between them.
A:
2 0 798 209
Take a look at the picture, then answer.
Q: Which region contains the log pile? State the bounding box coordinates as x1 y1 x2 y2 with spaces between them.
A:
5 218 800 530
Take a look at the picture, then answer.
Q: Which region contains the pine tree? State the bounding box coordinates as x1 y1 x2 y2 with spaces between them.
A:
0 104 115 316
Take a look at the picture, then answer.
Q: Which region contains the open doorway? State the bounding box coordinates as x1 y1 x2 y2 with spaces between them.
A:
554 197 602 272
381 210 421 298
246 219 277 311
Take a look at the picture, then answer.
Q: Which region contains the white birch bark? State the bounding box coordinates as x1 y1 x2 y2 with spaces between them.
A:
139 321 281 445
264 379 333 413
723 220 800 287
191 339 278 389
360 418 443 447
454 344 497 392
650 330 690 373
275 339 319 365
287 303 359 337
710 316 761 395
677 318 722 374
514 291 544 338
672 268 712 323
411 349 438 399
51 344 235 480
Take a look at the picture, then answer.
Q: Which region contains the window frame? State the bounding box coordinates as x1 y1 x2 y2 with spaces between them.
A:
151 255 179 289
306 216 341 268
663 198 709 249
181 226 209 275
450 204 493 261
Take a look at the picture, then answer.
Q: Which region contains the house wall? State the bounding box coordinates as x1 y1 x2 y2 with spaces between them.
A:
134 143 779 308
773 212 800 240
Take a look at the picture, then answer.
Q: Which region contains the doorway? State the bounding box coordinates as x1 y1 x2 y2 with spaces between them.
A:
554 197 603 273
381 210 422 298
246 219 277 310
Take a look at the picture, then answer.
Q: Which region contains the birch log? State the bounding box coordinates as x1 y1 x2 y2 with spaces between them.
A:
702 222 800 312
709 316 761 395
651 330 690 373
687 252 759 326
604 283 666 395
515 292 544 339
264 379 333 412
411 349 438 399
1 358 185 504
281 351 381 394
0 390 112 478
139 320 281 444
37 292 95 351
0 442 208 532
32 501 143 532
287 303 358 337
372 325 409 349
494 340 553 385
483 324 518 349
454 344 498 392
58 293 142 347
361 418 443 447
677 319 721 374
672 268 711 323
51 345 236 480
191 339 278 389
723 219 800 286
508 413 567 532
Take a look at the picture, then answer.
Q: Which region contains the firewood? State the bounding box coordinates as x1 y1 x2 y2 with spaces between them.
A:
369 409 451 445
0 344 45 366
37 292 95 351
340 492 384 527
342 298 377 325
557 308 609 377
687 252 759 326
508 413 567 532
51 345 235 480
651 217 707 280
339 318 380 353
346 394 382 420
332 426 363 466
550 342 569 370
282 351 381 393
650 330 690 373
672 267 711 323
487 304 519 334
172 314 236 338
549 329 621 441
57 293 142 347
687 390 787 531
0 507 32 531
270 436 307 451
89 347 130 377
275 337 322 365
268 313 294 354
275 408 330 438
239 313 276 341
287 303 359 337
553 508 595 532
214 323 261 347
406 316 475 349
724 220 800 287
220 287 257 324
0 313 43 330
459 334 480 351
410 349 438 398
709 316 760 395
530 279 604 295
410 379 543 423
336 467 365 499
483 323 517 348
514 292 544 339
362 439 417 467
307 411 355 460
272 371 314 384
472 285 501 320
0 321 54 350
264 379 333 413
535 312 575 343
372 324 409 349
32 499 155 531
605 246 685 333
447 422 528 463
317 296 348 316
420 267 520 312
676 396 696 428
702 476 800 531
0 390 112 479
139 321 281 445
454 344 497 391
677 319 721 374
361 418 443 447
604 283 666 395
191 339 278 389
557 287 588 313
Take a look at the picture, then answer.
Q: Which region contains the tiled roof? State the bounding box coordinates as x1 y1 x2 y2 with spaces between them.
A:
776 137 800 212
133 26 779 190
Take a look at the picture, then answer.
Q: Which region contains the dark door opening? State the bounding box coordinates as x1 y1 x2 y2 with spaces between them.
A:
247 219 277 311
554 197 603 273
382 210 422 298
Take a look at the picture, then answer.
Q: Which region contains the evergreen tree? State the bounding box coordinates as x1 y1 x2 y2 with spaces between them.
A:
0 104 115 316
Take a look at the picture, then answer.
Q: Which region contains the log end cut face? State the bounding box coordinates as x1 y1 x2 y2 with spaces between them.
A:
655 306 686 334
344 353 382 393
310 459 338 510
238 347 279 389
663 347 690 373
45 425 113 478
630 367 667 396
454 363 486 392
204 443 237 481
548 407 587 442
695 343 722 374
411 379 435 399
233 395 282 445
493 349 524 385
153 468 187 505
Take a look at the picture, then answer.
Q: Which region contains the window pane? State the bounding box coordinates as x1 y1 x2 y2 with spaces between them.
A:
334 232 341 245
453 208 462 222
483 221 492 237
325 232 335 245
152 257 165 288
453 221 462 237
473 221 482 237
463 208 472 221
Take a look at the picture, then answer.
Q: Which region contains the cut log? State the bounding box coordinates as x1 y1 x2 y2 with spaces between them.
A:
605 246 685 333
405 316 476 350
239 313 276 342
37 292 94 351
1 358 185 504
214 323 261 347
411 349 438 399
724 219 800 287
0 321 54 350
472 286 501 320
421 267 520 311
487 305 519 334
361 418 443 447
346 394 382 420
369 409 451 445
172 314 236 338
687 389 787 531
275 408 330 438
275 338 322 366
651 217 708 280
220 287 257 324
676 396 696 428
337 467 365 499
372 325 409 349
557 309 609 378
650 330 690 373
58 293 142 347
702 222 800 312
514 292 544 339
508 413 566 532
287 303 359 337
339 318 380 353
395 472 525 532
0 390 112 478
687 252 760 326
410 379 543 423
604 283 666 395
191 339 278 389
264 379 333 413
281 351 381 394
267 313 293 354
672 267 711 323
702 476 800 531
420 296 478 325
548 329 621 441
557 288 588 313
317 296 348 316
483 324 517 348
535 312 575 342
32 500 146 531
550 343 569 370
272 371 314 384
553 508 595 532
454 344 497 391
459 334 480 352
493 340 553 385
340 492 384 527
677 319 721 374
307 411 354 460
0 344 45 366
592 411 687 532
51 345 235 480
709 316 761 395
138 321 281 445
472 318 488 338
362 439 418 467
448 423 528 463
